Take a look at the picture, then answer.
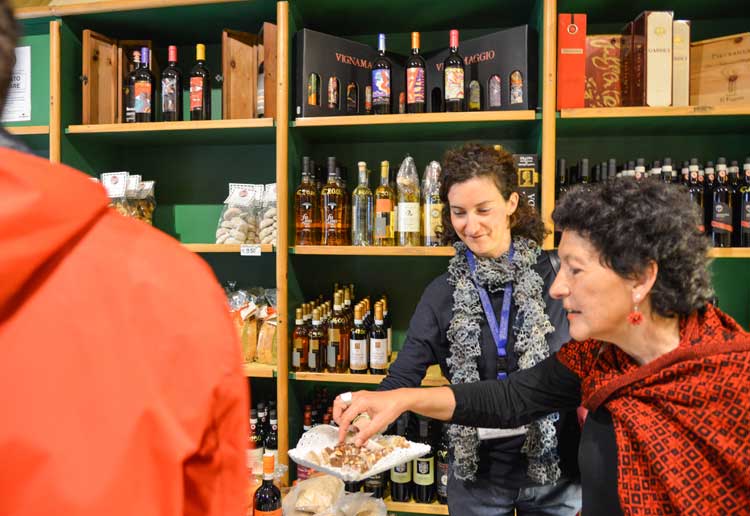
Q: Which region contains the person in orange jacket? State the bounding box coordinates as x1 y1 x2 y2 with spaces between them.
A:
0 2 249 514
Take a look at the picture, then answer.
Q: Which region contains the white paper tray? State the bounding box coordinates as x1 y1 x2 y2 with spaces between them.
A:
288 424 431 482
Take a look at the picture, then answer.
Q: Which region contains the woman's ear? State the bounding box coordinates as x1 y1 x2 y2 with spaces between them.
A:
633 260 658 303
508 191 520 216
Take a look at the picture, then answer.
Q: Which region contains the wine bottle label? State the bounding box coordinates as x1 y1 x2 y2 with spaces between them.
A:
397 202 420 233
510 70 524 104
711 202 733 234
489 75 502 107
370 338 387 368
346 82 358 112
308 73 319 105
190 77 204 110
327 341 339 369
437 459 449 496
444 67 464 100
162 77 178 113
327 77 338 107
375 199 394 238
134 81 152 114
247 447 263 473
423 203 444 237
407 67 425 104
391 460 411 483
372 69 391 106
292 350 301 368
414 457 435 486
365 85 372 112
742 199 750 234
350 338 368 370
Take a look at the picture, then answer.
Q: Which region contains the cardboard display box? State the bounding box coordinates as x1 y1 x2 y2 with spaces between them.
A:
585 34 622 107
513 153 540 214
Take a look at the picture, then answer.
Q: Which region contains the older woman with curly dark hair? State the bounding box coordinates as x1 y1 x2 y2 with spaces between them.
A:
371 143 582 515
335 178 750 514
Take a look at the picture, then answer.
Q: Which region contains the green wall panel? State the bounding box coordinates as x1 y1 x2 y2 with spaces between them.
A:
711 259 750 330
7 22 50 127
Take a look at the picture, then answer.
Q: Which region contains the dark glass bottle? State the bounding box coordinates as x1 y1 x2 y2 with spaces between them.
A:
161 45 183 121
406 31 426 113
189 43 211 120
703 161 716 234
711 163 733 248
364 471 387 499
436 424 450 505
345 481 362 493
308 308 325 372
740 157 750 247
369 303 388 374
579 158 591 191
123 50 140 123
372 33 392 115
254 453 281 514
554 158 567 246
248 409 264 474
443 30 465 112
729 161 741 246
413 418 435 503
687 164 705 234
660 158 673 183
607 158 617 181
134 47 155 123
634 158 646 181
257 402 268 444
349 304 368 374
265 409 278 465
390 414 412 502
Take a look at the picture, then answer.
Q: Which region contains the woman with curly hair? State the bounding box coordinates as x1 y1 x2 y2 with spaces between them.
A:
335 178 750 514
375 143 582 515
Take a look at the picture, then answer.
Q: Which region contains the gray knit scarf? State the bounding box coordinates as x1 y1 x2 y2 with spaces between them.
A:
446 237 561 484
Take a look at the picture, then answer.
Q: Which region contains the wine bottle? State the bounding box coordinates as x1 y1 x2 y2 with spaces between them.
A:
351 161 374 246
443 30 465 112
134 47 155 123
349 304 368 374
422 161 443 246
292 308 308 372
436 424 450 505
253 453 281 515
364 471 387 499
189 43 211 120
406 32 426 113
374 160 396 246
308 308 325 372
369 302 388 374
396 156 421 246
247 409 264 474
687 163 705 233
711 161 733 248
413 417 435 503
123 50 140 123
264 409 278 465
161 45 182 121
740 157 750 247
390 413 412 502
372 33 392 115
730 161 742 246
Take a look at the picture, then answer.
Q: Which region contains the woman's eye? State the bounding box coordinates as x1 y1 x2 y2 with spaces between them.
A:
478 208 491 213
452 211 465 216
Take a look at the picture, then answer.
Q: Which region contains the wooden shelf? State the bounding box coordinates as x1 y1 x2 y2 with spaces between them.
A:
16 0 247 19
6 125 50 135
560 105 750 119
384 497 449 515
66 119 275 145
709 248 750 259
292 111 538 143
292 364 448 387
243 362 276 378
291 246 455 257
183 244 275 254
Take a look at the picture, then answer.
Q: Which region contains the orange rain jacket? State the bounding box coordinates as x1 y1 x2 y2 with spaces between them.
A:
0 149 248 515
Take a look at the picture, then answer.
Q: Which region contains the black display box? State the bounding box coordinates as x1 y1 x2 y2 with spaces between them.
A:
425 25 537 112
294 29 405 118
513 153 540 213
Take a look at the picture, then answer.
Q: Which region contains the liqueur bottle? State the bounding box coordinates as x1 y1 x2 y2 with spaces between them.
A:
372 33 392 115
351 161 374 246
422 161 443 246
374 160 396 246
161 45 183 121
292 308 308 372
295 156 320 245
406 32 426 114
321 157 347 245
396 156 421 246
308 308 325 372
443 30 465 112
189 43 211 120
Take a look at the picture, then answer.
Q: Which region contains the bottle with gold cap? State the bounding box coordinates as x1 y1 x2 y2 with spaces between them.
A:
292 307 308 372
189 43 211 120
253 452 281 514
350 304 369 374
369 302 388 374
374 160 396 246
308 308 325 372
406 31 426 113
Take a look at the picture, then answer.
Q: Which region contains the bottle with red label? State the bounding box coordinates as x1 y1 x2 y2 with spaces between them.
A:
406 32 425 113
253 453 281 515
371 33 392 115
443 30 465 112
189 43 211 120
161 45 183 121
134 47 155 122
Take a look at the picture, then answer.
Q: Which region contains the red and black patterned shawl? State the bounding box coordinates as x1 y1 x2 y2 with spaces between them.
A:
557 305 750 514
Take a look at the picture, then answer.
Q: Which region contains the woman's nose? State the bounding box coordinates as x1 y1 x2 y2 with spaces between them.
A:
550 270 569 300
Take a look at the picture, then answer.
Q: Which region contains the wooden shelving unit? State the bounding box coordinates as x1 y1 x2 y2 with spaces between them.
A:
384 498 449 515
7 125 50 135
243 362 276 379
294 111 536 127
560 105 750 119
292 364 449 387
709 248 750 259
291 246 455 257
183 244 275 254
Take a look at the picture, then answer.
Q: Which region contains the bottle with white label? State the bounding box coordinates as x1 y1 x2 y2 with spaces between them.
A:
292 308 307 372
422 161 443 246
308 308 325 373
247 410 264 476
349 304 369 374
369 303 388 374
413 417 435 503
396 156 421 246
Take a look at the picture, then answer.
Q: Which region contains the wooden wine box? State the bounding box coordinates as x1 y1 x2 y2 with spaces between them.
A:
222 22 277 120
81 30 157 125
690 32 750 106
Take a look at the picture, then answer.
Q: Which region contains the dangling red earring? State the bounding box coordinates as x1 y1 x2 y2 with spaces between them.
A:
627 304 643 326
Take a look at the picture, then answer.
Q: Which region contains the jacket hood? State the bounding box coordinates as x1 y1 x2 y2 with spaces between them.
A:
0 148 108 313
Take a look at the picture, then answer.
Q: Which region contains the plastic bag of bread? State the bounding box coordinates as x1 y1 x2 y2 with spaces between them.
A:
255 309 277 365
290 475 345 514
100 172 130 217
259 183 278 246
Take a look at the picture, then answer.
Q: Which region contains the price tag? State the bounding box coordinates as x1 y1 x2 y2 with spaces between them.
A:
240 244 262 256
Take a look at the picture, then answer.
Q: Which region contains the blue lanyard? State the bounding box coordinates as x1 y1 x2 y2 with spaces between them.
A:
465 244 514 380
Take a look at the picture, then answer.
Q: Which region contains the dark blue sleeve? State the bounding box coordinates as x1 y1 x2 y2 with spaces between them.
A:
378 285 443 391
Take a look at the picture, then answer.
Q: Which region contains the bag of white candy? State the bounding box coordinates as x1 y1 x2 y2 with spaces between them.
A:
259 183 278 246
215 183 262 244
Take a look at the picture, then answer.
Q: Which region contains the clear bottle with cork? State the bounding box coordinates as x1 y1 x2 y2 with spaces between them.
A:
422 161 443 246
396 156 421 246
369 302 388 374
351 161 374 246
292 308 308 372
374 160 396 246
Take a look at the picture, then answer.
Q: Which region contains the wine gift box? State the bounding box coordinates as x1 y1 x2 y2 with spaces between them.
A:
423 25 537 112
690 32 750 106
513 154 540 214
585 34 622 107
557 14 587 109
294 28 405 118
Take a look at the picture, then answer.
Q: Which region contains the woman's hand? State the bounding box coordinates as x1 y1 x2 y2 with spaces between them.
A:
333 389 408 446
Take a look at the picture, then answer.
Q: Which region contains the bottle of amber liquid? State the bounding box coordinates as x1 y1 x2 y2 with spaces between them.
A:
308 308 325 372
292 308 308 372
327 292 348 373
321 157 347 245
369 302 388 374
397 156 422 246
295 156 320 245
422 161 443 246
374 160 396 246
349 304 369 374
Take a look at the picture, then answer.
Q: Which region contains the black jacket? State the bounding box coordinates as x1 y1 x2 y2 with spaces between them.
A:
379 250 580 487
